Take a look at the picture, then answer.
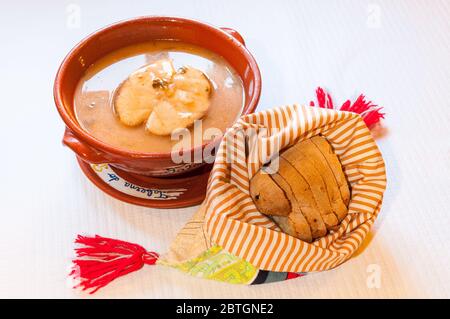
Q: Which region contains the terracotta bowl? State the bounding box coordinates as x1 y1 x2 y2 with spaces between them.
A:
54 16 261 177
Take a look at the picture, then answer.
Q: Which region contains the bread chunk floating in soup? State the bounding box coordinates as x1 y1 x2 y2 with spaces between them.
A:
74 41 244 153
114 59 212 135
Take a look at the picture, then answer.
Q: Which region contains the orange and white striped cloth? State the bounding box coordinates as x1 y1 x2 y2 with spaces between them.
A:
203 104 387 273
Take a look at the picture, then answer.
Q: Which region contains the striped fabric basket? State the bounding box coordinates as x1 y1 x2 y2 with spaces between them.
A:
71 89 387 292
159 102 387 285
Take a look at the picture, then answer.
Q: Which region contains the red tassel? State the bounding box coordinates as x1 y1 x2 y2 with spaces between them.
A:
70 235 159 294
286 272 303 280
311 87 385 128
315 87 334 109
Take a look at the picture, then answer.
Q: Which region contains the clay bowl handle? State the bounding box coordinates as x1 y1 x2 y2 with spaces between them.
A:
63 128 109 164
220 27 246 46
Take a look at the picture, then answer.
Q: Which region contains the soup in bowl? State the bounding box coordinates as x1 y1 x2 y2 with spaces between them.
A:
54 16 261 176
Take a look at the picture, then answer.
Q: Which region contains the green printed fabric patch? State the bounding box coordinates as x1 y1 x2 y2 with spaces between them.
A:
160 245 258 284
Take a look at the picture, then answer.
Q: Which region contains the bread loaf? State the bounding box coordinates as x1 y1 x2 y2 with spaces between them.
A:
249 135 350 242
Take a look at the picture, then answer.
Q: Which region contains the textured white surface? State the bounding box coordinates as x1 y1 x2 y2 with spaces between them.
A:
0 0 449 298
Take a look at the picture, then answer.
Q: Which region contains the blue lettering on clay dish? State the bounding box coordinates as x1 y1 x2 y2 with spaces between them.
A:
91 164 186 200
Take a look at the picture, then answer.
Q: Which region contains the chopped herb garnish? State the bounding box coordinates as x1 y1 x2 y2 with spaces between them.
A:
152 78 169 89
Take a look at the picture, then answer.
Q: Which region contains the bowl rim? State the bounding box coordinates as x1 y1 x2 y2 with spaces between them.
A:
53 15 262 160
